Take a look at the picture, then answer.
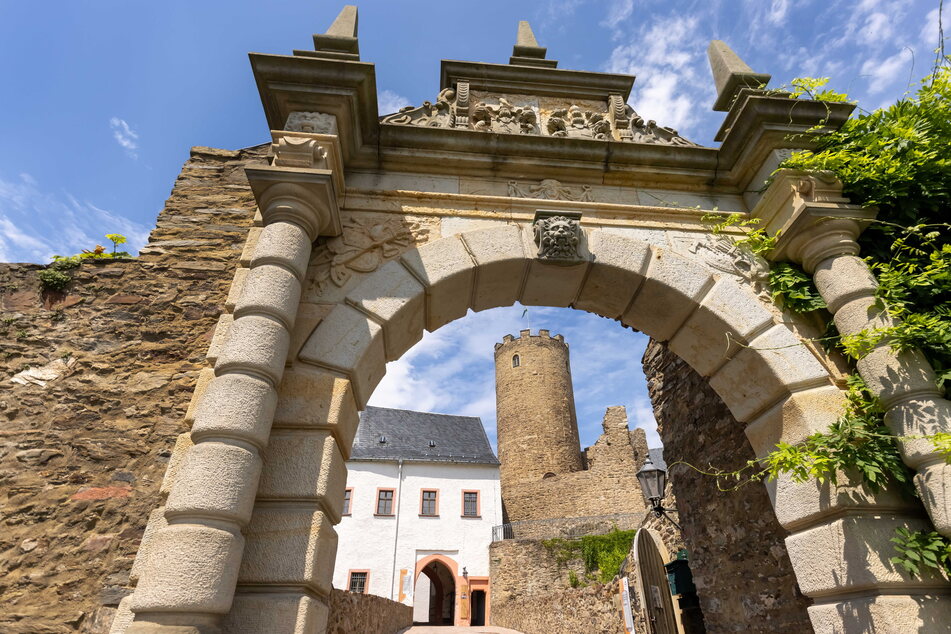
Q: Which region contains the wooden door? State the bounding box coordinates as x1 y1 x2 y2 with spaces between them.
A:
633 529 681 634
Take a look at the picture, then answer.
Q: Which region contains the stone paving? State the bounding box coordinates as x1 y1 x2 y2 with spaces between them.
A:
400 625 521 634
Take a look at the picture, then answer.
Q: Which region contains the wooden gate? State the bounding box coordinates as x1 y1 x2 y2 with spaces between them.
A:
633 529 682 634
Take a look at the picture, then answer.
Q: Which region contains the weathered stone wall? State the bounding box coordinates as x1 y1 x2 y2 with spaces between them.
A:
325 589 412 634
0 145 266 633
500 406 648 525
491 581 629 634
642 339 813 633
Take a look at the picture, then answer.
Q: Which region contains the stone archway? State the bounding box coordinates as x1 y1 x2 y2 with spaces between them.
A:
414 554 459 626
120 219 950 634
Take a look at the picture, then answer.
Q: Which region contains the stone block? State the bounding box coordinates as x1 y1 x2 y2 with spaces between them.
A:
238 506 338 595
573 229 651 318
190 373 278 448
258 430 347 522
764 469 917 531
710 324 833 423
130 508 168 583
165 442 261 525
346 259 425 361
239 227 263 267
400 235 475 331
235 263 302 327
215 315 291 385
812 255 877 313
884 397 951 466
184 368 216 424
225 266 249 312
223 592 328 634
785 514 946 597
287 303 334 361
131 523 245 613
623 247 714 341
108 595 135 634
807 594 951 634
669 279 774 377
915 461 951 535
250 222 312 279
297 305 386 409
744 385 847 458
272 367 360 457
855 345 939 409
205 314 233 365
160 433 195 496
462 224 528 312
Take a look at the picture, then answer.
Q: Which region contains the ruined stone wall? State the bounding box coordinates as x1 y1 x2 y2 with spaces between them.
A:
642 339 813 633
500 407 648 525
0 145 266 633
325 589 412 634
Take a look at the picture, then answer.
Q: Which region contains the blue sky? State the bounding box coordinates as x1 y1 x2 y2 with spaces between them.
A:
1 1 943 448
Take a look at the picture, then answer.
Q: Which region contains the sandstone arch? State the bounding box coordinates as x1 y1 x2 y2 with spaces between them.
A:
120 220 951 634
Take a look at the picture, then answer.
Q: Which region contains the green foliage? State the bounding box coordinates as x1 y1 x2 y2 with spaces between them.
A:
890 527 951 578
105 233 129 258
768 262 827 312
38 268 73 290
40 255 82 290
763 376 913 494
785 77 851 103
701 212 777 256
781 64 951 394
542 528 636 586
567 569 583 588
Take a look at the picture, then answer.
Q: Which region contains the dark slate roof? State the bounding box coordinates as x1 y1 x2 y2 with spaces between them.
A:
351 406 500 465
648 447 667 471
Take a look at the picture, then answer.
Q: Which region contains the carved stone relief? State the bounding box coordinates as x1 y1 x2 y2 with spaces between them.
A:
533 211 583 262
508 179 593 202
308 216 430 294
271 136 329 169
380 88 456 128
674 233 771 301
381 88 697 146
546 105 611 140
284 112 338 135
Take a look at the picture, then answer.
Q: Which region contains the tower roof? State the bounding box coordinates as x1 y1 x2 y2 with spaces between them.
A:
351 406 500 465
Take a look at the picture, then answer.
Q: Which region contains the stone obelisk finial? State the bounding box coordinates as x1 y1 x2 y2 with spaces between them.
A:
708 40 770 111
312 5 360 61
510 20 558 68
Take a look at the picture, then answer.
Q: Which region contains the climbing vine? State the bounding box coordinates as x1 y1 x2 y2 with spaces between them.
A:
542 528 636 586
700 60 951 578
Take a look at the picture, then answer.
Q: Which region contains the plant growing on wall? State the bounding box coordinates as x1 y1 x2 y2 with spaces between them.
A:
542 528 636 586
699 60 951 579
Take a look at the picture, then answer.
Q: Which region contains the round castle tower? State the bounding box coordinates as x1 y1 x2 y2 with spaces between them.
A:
494 329 585 497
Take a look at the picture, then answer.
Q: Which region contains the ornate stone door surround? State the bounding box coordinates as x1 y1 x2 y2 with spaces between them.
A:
114 8 950 634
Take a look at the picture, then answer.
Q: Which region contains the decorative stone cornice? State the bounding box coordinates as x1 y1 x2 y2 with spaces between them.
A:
751 170 877 271
245 167 342 239
270 129 345 197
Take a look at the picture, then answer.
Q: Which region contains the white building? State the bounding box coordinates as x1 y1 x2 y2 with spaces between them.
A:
332 406 502 627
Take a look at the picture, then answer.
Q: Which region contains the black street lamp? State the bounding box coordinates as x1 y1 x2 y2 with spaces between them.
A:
636 454 681 531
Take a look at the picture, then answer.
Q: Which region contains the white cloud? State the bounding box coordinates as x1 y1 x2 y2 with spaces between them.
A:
860 12 894 45
920 7 941 47
377 89 411 115
109 117 139 157
767 0 790 25
606 14 709 137
861 48 914 94
0 172 150 264
369 305 663 452
601 0 635 38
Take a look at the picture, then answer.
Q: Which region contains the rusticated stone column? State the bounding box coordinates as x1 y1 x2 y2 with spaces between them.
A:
126 165 340 633
758 171 951 539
